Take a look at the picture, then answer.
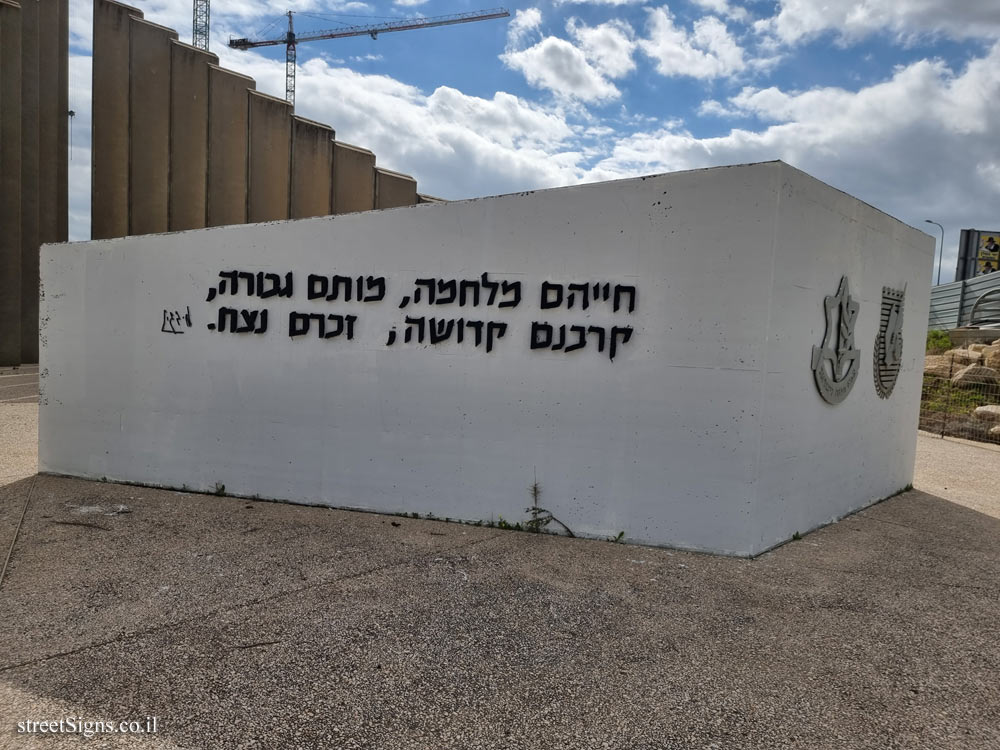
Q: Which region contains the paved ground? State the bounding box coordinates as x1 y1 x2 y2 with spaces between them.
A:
1 374 998 749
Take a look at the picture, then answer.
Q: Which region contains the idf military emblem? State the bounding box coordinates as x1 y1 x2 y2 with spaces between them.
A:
811 275 860 404
873 285 905 399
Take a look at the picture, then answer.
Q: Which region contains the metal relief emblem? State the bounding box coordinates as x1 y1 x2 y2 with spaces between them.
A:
873 285 905 399
811 275 860 404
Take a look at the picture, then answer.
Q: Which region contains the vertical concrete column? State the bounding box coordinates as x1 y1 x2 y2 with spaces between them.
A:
290 115 333 220
37 0 61 245
129 17 177 236
19 0 38 362
247 90 291 224
56 0 67 240
206 65 253 227
331 141 375 214
169 41 217 231
375 167 418 210
0 0 22 365
92 0 142 240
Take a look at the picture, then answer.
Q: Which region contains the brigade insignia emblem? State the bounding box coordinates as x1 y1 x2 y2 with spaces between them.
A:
811 275 860 405
873 285 905 399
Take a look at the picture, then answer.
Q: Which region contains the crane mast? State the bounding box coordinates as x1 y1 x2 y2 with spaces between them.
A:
228 8 510 109
192 0 210 50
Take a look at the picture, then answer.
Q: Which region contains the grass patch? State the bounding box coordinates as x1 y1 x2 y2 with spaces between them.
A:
926 329 951 354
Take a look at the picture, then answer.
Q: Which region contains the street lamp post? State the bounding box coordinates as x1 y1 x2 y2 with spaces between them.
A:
925 220 945 285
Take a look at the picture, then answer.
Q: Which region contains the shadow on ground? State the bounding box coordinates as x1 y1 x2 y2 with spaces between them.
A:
1 474 998 749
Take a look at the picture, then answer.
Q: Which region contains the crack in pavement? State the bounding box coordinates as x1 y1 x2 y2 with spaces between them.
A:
0 531 504 675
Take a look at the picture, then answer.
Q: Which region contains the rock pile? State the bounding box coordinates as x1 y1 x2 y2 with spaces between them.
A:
924 339 1000 386
973 405 1000 437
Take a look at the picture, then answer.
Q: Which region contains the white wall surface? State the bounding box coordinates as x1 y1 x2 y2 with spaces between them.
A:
39 162 934 555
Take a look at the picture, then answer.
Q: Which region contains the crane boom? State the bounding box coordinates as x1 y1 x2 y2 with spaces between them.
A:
228 8 510 107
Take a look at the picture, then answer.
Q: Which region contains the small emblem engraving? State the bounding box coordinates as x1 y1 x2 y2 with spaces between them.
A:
811 275 860 404
874 285 905 399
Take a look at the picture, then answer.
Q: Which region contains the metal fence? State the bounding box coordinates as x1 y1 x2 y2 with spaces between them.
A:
920 365 1000 444
927 273 1000 330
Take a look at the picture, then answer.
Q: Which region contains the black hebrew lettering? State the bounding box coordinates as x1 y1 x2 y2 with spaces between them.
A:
459 280 480 307
363 276 386 302
236 310 261 334
392 317 508 352
609 326 633 361
308 274 329 300
480 273 499 306
259 272 293 299
289 312 356 339
398 273 519 309
415 279 435 304
587 326 606 353
330 275 353 302
309 274 384 302
541 282 563 309
207 306 267 334
537 281 636 312
430 318 454 344
404 316 425 344
565 325 587 353
436 279 457 305
614 284 636 313
499 280 521 308
529 322 635 361
466 319 484 347
210 307 237 333
218 270 238 296
551 324 566 351
324 314 357 340
207 271 292 301
531 322 552 349
485 321 508 353
568 283 589 310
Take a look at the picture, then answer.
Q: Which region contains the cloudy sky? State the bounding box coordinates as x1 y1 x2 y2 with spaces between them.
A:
68 0 1000 282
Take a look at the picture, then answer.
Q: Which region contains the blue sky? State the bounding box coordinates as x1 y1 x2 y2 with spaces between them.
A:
68 1 1000 282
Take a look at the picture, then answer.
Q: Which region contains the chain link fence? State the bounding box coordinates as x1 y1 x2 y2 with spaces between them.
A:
920 347 1000 444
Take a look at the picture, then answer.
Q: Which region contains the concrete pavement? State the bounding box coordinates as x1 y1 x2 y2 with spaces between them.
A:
1 377 998 749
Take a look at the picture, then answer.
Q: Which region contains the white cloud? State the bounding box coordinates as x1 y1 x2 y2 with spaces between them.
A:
640 8 746 79
502 37 621 103
756 0 1000 45
501 10 624 103
215 49 585 199
505 7 543 49
697 98 743 117
567 18 637 79
554 0 646 5
587 42 1000 279
393 0 428 7
691 0 750 23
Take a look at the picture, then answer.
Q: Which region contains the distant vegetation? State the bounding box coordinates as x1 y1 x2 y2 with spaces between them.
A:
926 330 951 354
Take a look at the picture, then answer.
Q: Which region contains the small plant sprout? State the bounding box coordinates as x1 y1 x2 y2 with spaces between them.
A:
524 470 575 537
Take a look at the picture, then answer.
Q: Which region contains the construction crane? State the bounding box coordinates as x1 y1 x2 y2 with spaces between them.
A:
228 8 510 108
192 0 209 50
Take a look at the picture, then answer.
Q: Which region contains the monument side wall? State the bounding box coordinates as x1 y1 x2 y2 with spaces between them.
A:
751 163 934 553
39 163 929 555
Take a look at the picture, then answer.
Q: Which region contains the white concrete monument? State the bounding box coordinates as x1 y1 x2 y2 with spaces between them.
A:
39 161 933 555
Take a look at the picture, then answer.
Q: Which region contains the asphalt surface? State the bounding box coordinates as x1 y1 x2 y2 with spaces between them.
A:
1 370 998 749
